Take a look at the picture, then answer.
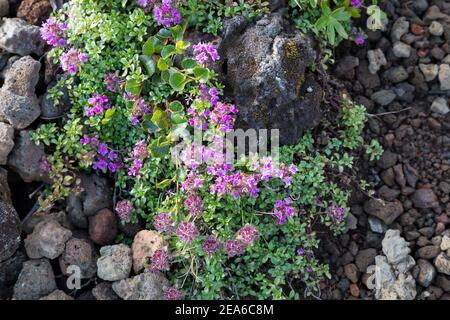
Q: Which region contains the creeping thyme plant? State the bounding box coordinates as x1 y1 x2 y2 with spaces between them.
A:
32 0 384 299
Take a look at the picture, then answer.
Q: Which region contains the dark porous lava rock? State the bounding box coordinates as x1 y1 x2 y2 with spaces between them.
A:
220 14 322 145
0 200 21 262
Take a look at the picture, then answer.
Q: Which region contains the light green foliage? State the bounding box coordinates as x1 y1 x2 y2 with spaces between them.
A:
180 0 270 35
366 139 383 161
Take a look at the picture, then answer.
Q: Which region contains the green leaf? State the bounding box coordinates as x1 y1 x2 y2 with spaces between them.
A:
143 37 161 56
171 112 187 125
140 55 156 77
315 15 329 30
151 107 169 129
181 58 197 70
348 7 361 18
175 40 190 53
104 108 116 119
149 138 171 158
125 79 141 95
161 70 170 83
161 45 176 59
332 7 351 21
169 72 186 91
332 20 348 39
156 178 174 189
327 24 336 45
157 57 170 71
320 0 331 14
156 28 172 41
193 66 209 82
169 101 184 112
171 25 184 41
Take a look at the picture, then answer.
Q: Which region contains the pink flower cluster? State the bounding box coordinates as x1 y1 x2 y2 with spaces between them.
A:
124 93 152 126
128 140 149 176
202 235 222 256
178 141 226 171
274 197 296 225
193 43 220 65
39 156 51 173
180 172 204 191
115 199 133 222
327 204 346 223
176 221 199 244
40 17 68 47
153 0 182 27
199 84 220 106
225 239 244 258
209 102 238 133
149 249 171 271
226 225 258 258
236 225 259 245
154 212 176 234
86 94 111 117
210 169 260 199
104 72 125 93
165 287 184 300
178 143 298 200
60 49 87 74
138 0 184 28
80 135 124 173
184 193 204 216
187 84 237 133
253 157 298 187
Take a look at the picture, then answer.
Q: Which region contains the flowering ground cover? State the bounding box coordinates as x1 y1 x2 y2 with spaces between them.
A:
2 0 389 300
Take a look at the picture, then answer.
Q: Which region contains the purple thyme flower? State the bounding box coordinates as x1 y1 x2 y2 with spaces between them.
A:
39 156 51 173
132 140 149 159
97 143 109 156
137 0 157 11
104 71 124 92
209 102 238 133
80 136 90 145
274 197 296 225
154 212 175 234
40 17 68 47
203 235 222 256
60 49 87 74
193 42 220 65
236 225 259 246
153 0 181 27
184 193 204 216
128 159 143 176
165 287 184 300
93 158 108 171
328 204 346 223
225 239 245 258
297 248 305 256
176 221 199 244
86 94 111 117
115 200 133 222
350 0 362 8
355 33 366 46
149 249 170 271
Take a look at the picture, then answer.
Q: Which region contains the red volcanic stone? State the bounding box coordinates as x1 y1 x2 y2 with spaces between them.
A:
17 0 52 26
89 209 117 246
